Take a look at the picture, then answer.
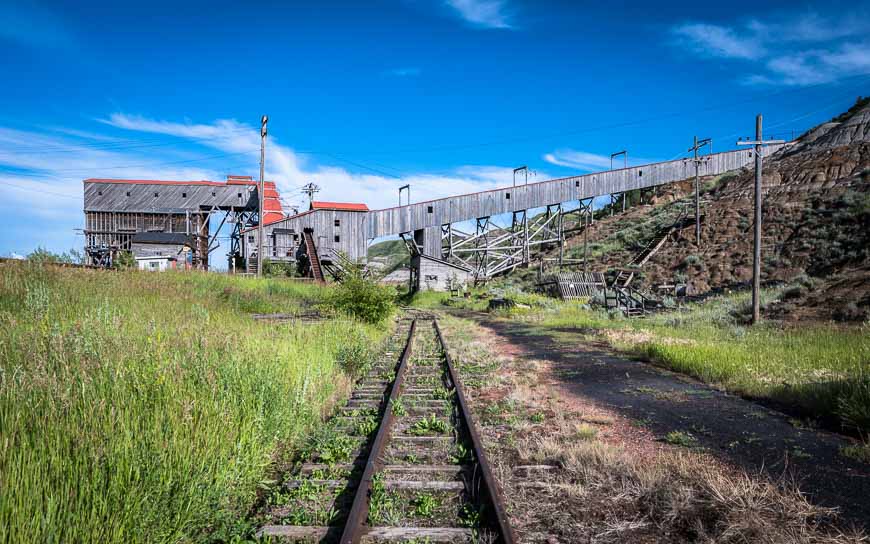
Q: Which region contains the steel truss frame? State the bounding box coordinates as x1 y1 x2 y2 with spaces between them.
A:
440 203 567 282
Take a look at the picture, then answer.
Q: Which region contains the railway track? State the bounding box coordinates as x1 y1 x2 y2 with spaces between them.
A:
257 314 515 543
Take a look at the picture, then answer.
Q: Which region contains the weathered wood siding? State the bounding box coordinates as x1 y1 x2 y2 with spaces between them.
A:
366 146 785 239
414 255 474 291
246 209 368 263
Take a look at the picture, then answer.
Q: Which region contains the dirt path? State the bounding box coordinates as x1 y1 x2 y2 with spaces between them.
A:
456 310 870 530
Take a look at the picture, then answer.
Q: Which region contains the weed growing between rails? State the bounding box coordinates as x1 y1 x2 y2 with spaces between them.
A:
436 313 865 543
0 263 388 543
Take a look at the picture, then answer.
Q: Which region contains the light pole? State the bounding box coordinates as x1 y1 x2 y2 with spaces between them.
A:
257 115 268 277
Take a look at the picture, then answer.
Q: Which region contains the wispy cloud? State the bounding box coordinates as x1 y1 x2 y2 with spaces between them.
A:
0 113 549 254
445 0 513 29
101 114 527 210
673 23 762 60
543 150 612 171
385 67 422 77
0 125 232 254
672 12 870 86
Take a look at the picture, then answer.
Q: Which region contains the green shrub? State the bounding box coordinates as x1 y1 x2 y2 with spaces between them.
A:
683 254 702 267
262 259 297 277
335 328 374 376
326 270 395 324
113 251 136 269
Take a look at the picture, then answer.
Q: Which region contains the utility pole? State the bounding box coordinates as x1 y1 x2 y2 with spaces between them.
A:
688 136 711 246
301 182 320 207
257 115 268 277
737 115 784 324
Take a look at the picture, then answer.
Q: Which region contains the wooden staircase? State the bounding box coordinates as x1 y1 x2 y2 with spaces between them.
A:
612 212 696 288
604 285 655 317
302 230 325 282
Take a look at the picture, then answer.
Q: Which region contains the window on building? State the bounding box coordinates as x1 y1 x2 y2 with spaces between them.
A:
182 192 187 198
334 235 340 243
237 192 242 198
154 192 159 197
575 181 580 187
126 191 131 197
97 190 103 196
150 262 159 269
505 192 511 200
427 205 433 213
638 170 643 177
334 219 340 227
212 191 216 196
247 235 254 242
424 275 438 281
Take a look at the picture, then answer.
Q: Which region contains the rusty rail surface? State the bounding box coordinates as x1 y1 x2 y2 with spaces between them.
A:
339 317 515 544
434 319 516 544
258 314 514 543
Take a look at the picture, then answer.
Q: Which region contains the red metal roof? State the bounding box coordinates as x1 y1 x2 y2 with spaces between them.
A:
310 201 369 212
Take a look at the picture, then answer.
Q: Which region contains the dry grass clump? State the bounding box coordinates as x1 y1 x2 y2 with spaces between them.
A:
518 435 863 543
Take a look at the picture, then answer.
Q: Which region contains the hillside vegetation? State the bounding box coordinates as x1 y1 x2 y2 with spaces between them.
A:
0 263 388 542
535 97 870 321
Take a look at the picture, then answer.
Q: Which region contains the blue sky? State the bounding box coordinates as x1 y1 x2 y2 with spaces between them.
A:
1 0 868 258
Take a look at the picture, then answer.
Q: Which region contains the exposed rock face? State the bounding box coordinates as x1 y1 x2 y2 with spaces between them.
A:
794 99 870 150
558 98 870 321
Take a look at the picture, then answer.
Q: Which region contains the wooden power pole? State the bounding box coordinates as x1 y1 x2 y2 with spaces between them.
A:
688 136 711 246
257 115 268 277
737 115 783 324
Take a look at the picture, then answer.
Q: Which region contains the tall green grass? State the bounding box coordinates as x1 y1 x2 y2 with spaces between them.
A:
0 263 386 542
530 290 870 435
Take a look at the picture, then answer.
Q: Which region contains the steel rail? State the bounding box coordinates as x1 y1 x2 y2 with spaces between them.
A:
340 319 417 544
434 319 516 544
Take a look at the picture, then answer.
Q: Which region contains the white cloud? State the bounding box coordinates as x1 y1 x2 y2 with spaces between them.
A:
542 149 657 172
0 123 253 254
673 23 761 60
100 114 550 211
445 0 512 29
543 150 612 171
0 113 558 257
672 12 870 86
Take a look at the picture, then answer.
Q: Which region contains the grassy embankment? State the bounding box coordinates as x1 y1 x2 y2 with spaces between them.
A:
0 263 388 543
411 288 870 439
